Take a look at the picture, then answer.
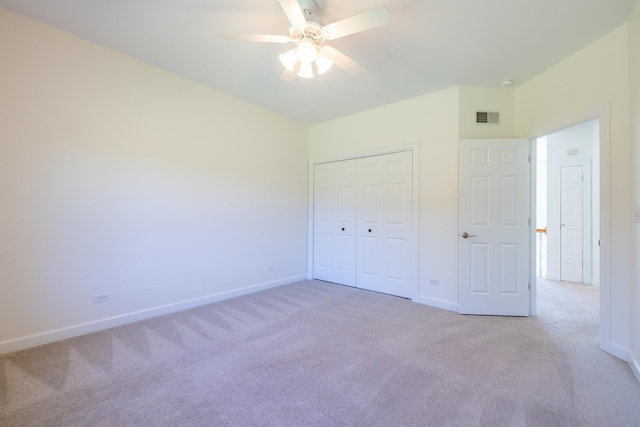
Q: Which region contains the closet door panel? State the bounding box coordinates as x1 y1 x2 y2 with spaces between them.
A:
313 160 357 286
333 160 357 286
313 163 335 282
357 151 414 298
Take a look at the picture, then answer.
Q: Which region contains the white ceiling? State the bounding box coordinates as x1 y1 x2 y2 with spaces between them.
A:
0 0 635 124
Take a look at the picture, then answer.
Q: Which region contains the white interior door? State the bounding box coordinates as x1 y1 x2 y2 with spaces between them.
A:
560 165 583 282
459 139 531 316
313 160 357 286
357 151 414 298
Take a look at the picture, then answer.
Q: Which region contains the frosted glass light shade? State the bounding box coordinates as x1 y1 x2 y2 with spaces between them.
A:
296 40 317 65
315 51 333 74
279 39 334 79
297 62 314 78
279 48 298 72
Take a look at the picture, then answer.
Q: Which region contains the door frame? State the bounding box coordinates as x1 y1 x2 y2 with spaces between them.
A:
307 141 420 300
526 104 620 360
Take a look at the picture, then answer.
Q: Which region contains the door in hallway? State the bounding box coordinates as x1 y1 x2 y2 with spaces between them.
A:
560 165 583 282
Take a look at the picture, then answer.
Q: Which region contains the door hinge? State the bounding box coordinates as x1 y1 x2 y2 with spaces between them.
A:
528 282 531 290
528 218 531 226
528 154 531 162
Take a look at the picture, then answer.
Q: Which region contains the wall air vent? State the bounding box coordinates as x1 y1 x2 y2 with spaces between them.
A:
476 111 500 125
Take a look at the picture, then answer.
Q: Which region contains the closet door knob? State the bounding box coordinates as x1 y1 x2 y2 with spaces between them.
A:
341 227 345 231
368 229 372 233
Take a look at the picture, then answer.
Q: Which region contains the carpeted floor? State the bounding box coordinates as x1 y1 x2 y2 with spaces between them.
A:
1 279 639 426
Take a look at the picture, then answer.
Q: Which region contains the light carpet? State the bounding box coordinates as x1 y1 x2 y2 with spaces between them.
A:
1 279 639 426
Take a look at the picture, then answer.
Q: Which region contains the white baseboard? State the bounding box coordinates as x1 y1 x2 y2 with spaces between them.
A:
629 349 640 385
414 295 459 312
600 340 629 362
0 274 306 355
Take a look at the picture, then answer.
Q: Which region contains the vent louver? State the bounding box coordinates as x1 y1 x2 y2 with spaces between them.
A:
476 111 500 125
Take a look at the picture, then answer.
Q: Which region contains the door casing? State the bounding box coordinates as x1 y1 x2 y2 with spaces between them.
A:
525 105 621 360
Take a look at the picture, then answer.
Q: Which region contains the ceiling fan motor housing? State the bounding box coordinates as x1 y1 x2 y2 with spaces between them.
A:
289 21 325 46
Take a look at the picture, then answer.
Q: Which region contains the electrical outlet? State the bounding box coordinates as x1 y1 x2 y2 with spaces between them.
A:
429 279 439 286
267 266 275 272
93 293 109 303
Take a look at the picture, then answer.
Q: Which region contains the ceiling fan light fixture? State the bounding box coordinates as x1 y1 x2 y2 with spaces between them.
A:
315 51 333 74
279 48 298 71
222 1 393 81
296 38 317 64
297 62 314 78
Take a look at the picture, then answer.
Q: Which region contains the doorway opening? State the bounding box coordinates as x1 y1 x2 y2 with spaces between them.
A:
535 119 600 336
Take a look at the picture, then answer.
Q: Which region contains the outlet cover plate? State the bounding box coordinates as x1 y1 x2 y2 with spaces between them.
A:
93 293 109 303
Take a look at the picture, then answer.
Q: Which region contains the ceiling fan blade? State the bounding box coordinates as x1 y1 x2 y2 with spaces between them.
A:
220 34 291 43
321 45 366 76
321 6 391 40
277 0 307 30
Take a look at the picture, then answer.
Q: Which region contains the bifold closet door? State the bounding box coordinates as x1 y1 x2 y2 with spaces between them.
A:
357 151 414 298
313 160 357 286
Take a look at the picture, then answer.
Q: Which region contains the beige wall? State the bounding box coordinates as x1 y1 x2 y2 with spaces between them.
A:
629 0 640 379
0 9 309 352
515 24 631 355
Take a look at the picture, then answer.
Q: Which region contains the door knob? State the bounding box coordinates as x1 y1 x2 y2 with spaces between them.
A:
368 229 372 233
461 232 477 239
341 227 345 231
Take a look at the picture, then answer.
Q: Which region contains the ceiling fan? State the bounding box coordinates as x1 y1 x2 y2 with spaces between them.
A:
220 0 391 80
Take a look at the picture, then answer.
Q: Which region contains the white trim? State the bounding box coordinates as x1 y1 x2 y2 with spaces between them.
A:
411 143 421 300
604 342 630 362
415 296 459 312
306 158 315 280
629 350 640 385
307 141 421 299
597 106 614 357
310 142 420 166
0 274 306 355
530 138 538 316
